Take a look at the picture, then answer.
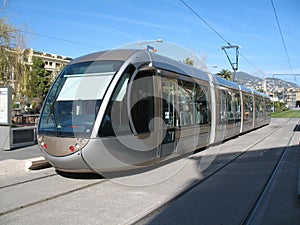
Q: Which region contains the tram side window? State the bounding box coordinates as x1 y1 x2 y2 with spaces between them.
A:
99 65 135 137
265 98 271 115
227 91 234 121
130 70 155 134
235 92 241 122
195 84 210 125
255 97 264 118
244 94 253 119
260 98 266 116
218 89 227 122
162 77 176 128
178 80 195 126
226 90 240 123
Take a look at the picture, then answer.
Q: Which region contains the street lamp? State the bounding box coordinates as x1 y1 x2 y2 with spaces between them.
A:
138 39 163 47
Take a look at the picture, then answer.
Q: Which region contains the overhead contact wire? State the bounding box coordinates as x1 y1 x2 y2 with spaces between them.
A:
179 0 268 77
270 0 295 81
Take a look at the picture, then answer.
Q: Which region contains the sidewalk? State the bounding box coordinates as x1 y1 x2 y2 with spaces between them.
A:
0 145 44 176
0 145 42 161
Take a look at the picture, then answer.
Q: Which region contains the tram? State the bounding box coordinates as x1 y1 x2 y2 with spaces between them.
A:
37 49 271 173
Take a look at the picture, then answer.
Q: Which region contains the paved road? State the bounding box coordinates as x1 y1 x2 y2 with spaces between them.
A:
0 144 42 161
0 118 299 225
141 118 300 225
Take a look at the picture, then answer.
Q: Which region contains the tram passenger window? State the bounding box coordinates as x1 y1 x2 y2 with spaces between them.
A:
244 94 253 120
195 84 210 125
218 89 227 123
235 92 241 122
130 70 155 134
99 65 135 137
259 98 265 117
227 91 234 120
162 77 176 128
255 97 264 118
265 99 271 115
178 80 195 126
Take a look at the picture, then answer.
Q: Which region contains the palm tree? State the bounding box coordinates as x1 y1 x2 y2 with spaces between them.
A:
182 57 194 66
217 69 233 81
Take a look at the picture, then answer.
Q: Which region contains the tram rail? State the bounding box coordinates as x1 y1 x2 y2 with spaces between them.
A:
133 119 298 225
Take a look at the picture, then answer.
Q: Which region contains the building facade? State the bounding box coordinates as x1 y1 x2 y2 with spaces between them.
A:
0 47 72 110
23 48 72 80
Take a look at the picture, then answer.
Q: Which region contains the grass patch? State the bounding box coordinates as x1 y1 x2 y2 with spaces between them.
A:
271 109 300 118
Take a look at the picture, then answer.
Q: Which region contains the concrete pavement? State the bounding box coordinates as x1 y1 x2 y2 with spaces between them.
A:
0 118 299 225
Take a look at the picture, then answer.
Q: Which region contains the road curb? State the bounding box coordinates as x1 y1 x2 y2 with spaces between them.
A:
26 156 52 171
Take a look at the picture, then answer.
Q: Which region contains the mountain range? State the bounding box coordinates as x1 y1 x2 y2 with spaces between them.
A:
233 71 299 92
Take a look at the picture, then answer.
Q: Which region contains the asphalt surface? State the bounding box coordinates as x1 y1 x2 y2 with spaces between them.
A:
0 144 42 161
143 119 300 225
0 118 299 225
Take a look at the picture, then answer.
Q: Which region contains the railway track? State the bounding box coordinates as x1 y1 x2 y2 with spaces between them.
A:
134 118 299 225
242 128 295 225
0 119 298 224
0 179 106 216
0 173 57 189
242 121 300 225
0 171 107 217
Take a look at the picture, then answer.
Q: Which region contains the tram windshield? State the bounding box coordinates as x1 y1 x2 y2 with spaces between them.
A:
38 60 124 137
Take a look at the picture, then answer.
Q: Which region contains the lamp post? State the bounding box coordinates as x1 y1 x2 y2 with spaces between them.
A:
138 39 163 48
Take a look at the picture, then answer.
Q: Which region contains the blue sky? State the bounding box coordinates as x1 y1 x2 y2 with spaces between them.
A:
2 0 300 84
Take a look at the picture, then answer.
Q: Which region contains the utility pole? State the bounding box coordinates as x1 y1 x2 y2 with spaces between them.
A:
221 45 239 82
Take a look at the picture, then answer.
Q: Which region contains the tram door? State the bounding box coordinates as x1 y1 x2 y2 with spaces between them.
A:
160 76 177 157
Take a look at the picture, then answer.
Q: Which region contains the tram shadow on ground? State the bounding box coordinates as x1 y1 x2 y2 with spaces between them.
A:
139 144 300 225
293 124 300 132
55 170 104 179
54 151 195 179
97 151 197 179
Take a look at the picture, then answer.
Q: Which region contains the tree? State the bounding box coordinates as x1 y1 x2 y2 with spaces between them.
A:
0 17 28 103
183 57 194 66
217 69 233 81
29 57 51 101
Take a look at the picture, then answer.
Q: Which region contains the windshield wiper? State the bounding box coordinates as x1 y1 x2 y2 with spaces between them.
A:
47 101 61 137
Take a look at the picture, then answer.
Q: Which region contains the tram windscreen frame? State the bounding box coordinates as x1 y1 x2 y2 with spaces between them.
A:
38 60 124 138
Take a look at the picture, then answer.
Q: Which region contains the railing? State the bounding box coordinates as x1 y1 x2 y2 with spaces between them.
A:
11 126 37 149
0 126 37 150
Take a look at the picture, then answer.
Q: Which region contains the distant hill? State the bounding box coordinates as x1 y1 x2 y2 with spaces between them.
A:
234 72 262 88
233 71 299 91
265 77 298 89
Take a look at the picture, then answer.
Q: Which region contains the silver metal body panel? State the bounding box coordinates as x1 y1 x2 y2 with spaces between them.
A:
38 49 271 173
40 148 92 172
81 138 158 172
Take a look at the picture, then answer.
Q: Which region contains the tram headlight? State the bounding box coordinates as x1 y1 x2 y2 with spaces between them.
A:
75 143 80 150
38 136 43 143
79 138 88 146
38 136 48 150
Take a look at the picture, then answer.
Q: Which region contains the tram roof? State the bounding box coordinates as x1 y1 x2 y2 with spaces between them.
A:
145 51 211 82
253 89 269 98
67 49 270 99
69 49 211 82
69 49 141 64
213 75 240 90
240 85 253 94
